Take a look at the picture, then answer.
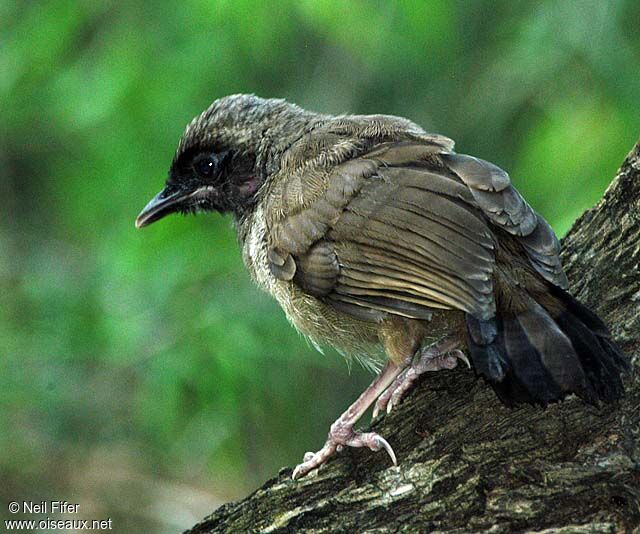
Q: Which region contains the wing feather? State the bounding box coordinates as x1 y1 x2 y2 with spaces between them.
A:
267 140 567 323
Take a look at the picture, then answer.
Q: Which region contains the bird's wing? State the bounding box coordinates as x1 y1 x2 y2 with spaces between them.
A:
267 141 566 322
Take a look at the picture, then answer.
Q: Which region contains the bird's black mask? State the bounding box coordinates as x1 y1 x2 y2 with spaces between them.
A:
135 143 260 228
135 94 303 228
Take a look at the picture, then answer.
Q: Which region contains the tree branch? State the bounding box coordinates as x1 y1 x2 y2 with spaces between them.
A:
187 141 640 533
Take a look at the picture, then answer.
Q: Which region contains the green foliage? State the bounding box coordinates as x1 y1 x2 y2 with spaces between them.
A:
2 1 639 530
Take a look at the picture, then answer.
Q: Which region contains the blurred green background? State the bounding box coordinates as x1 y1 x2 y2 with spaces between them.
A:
2 0 639 531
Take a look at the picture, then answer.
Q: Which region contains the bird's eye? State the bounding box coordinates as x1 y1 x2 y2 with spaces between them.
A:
194 155 217 178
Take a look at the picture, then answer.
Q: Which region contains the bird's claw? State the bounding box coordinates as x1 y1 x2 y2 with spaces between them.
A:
454 349 471 369
360 432 397 465
292 430 396 480
292 442 337 479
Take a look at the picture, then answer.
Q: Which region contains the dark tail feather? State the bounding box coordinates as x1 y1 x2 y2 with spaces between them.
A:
548 285 629 401
466 286 628 406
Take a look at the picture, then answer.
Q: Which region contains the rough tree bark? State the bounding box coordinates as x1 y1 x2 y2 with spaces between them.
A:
187 142 640 534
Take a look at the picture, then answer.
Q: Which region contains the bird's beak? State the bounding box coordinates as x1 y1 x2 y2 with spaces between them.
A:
135 187 193 228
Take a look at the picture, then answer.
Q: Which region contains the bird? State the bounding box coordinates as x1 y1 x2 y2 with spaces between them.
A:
135 94 628 479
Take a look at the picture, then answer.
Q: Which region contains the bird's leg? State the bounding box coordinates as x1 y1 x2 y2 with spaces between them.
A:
373 337 468 418
292 362 403 479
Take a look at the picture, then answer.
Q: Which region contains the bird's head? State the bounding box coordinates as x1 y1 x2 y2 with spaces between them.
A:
135 94 311 228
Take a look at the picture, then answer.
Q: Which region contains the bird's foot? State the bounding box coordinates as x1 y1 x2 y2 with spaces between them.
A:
373 339 469 418
291 362 402 479
292 419 396 479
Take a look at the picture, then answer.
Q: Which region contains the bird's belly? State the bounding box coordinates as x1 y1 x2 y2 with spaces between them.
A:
277 285 386 369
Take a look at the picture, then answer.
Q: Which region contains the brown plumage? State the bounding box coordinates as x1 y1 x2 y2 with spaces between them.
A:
136 94 628 478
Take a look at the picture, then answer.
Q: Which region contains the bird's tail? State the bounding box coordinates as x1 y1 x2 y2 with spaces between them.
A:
465 285 628 406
